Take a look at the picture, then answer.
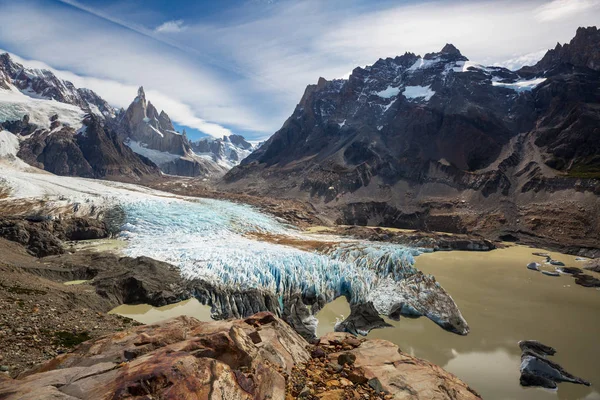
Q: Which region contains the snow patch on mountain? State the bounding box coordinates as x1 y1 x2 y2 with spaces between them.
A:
0 87 85 129
403 85 435 101
408 57 440 71
375 85 400 99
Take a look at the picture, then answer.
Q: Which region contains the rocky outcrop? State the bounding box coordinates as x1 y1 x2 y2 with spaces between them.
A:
0 216 108 257
221 27 600 254
584 258 600 273
0 315 482 400
524 26 600 73
0 313 310 400
286 332 481 399
519 340 590 389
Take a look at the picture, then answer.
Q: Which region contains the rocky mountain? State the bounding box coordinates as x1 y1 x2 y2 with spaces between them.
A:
0 53 254 180
190 134 256 169
0 53 115 120
221 27 600 253
2 114 160 181
114 86 256 177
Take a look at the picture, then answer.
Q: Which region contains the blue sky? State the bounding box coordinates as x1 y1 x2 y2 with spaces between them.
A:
0 0 599 141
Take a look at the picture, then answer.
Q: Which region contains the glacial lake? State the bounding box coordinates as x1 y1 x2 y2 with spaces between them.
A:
317 245 600 400
109 243 599 399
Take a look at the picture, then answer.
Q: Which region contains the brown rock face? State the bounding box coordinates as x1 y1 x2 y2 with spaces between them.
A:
322 333 481 400
0 313 309 400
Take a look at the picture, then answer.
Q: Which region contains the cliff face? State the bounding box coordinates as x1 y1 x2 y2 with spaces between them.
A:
221 27 600 253
12 114 160 181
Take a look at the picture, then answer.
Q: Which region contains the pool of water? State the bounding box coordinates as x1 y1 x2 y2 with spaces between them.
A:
109 298 213 325
317 245 600 400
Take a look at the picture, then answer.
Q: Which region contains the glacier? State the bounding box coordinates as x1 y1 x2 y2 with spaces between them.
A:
119 197 468 335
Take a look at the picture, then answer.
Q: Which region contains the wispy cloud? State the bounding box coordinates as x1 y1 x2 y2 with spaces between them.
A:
535 0 600 21
494 49 548 70
0 0 269 137
155 19 186 33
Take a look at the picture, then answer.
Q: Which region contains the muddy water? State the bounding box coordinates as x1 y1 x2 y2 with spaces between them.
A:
109 298 213 325
316 246 600 400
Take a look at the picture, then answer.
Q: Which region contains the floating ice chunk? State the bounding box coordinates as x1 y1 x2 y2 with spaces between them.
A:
375 85 400 99
492 77 546 92
402 85 435 101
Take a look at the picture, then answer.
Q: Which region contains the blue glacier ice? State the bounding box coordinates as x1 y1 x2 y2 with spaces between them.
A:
118 196 468 335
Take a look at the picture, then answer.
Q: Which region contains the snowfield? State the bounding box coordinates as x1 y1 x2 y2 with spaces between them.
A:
0 87 85 129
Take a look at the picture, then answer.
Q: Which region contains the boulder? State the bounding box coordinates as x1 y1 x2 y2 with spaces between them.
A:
519 340 590 389
584 258 600 273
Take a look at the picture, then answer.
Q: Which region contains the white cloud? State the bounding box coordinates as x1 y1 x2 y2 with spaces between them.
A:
0 1 269 137
494 49 548 70
155 19 186 33
535 0 600 21
2 50 232 137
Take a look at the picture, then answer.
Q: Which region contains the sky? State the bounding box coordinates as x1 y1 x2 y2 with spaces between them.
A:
0 0 599 141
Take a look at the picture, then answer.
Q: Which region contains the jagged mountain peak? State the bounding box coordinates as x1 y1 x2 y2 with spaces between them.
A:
529 25 600 72
137 85 146 100
440 43 462 56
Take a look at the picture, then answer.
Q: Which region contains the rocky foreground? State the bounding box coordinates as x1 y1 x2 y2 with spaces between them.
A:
0 313 480 400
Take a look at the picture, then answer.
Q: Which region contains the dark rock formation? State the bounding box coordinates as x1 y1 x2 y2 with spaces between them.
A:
0 216 109 257
92 255 187 306
221 27 600 254
0 314 310 400
334 302 392 336
15 114 160 180
519 340 590 389
573 273 600 287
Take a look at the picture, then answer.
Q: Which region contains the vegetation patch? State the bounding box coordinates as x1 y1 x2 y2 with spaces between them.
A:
53 331 91 347
0 282 47 296
567 159 600 179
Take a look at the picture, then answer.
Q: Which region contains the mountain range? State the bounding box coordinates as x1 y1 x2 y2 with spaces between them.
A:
0 54 256 181
0 27 599 252
221 27 600 252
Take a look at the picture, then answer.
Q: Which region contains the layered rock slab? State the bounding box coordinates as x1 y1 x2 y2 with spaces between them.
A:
0 313 309 399
0 315 481 400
